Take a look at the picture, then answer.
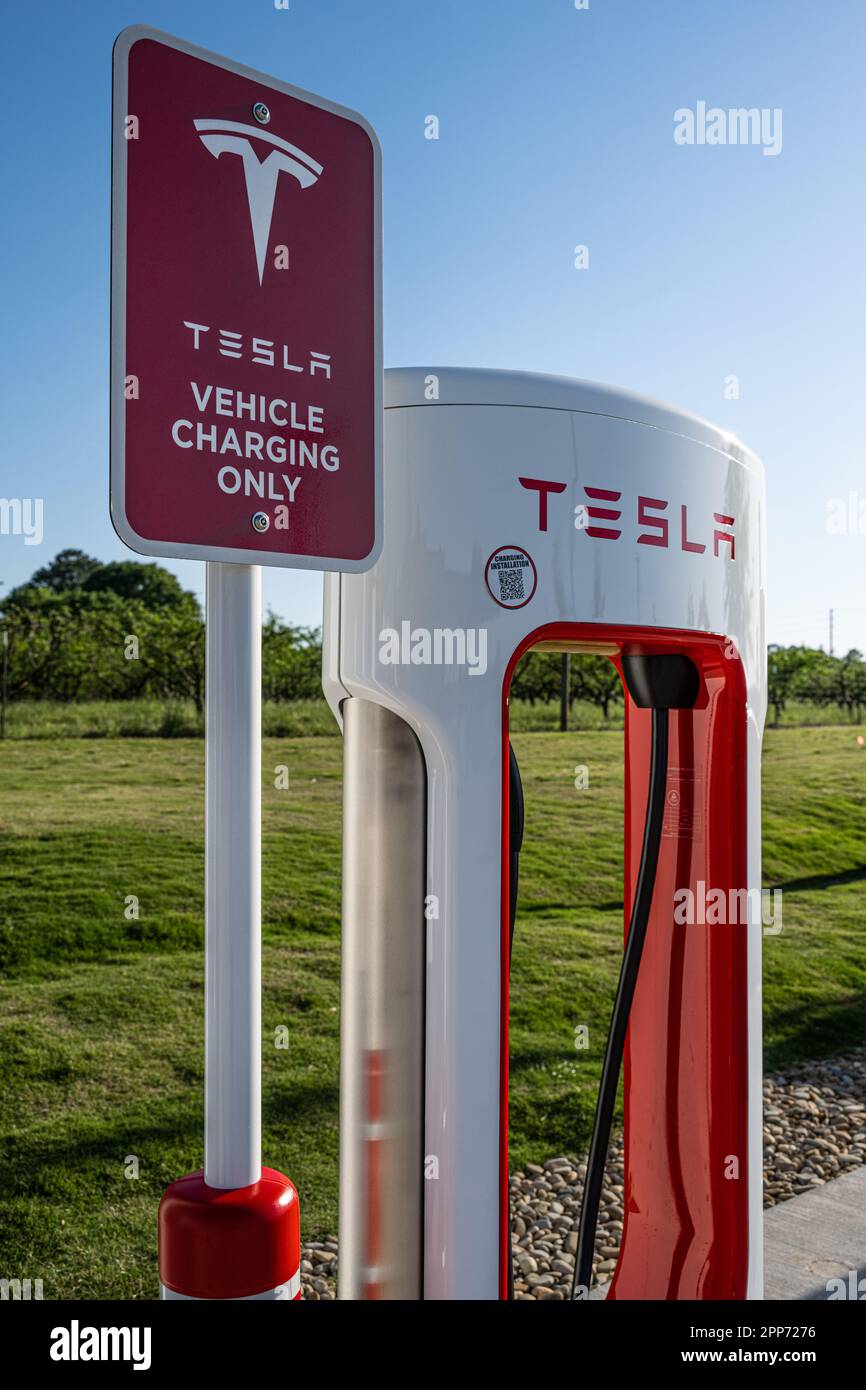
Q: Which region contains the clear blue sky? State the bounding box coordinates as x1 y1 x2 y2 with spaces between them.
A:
1 0 864 650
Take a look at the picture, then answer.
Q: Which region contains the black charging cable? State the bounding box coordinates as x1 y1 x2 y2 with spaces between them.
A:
507 742 524 1300
508 743 524 961
571 706 668 1297
571 652 699 1301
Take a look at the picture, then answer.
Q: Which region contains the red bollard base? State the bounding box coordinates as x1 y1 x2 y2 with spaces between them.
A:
159 1167 301 1300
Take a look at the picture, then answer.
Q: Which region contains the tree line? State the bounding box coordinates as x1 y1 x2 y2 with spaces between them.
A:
2 551 864 725
0 550 320 712
513 644 866 726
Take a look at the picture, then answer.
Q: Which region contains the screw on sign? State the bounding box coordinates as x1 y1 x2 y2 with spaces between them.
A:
111 25 382 570
110 28 382 1303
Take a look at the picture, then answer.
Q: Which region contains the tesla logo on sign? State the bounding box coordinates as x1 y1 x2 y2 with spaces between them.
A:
111 26 381 572
194 119 323 284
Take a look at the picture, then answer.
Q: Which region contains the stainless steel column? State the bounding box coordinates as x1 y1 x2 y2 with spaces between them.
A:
338 698 426 1299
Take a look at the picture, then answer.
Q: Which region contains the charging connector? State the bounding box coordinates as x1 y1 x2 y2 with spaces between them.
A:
571 652 699 1299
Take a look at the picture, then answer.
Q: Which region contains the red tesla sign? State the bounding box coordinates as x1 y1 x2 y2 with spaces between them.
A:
111 27 382 570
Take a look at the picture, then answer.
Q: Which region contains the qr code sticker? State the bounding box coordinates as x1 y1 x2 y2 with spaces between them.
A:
498 567 525 603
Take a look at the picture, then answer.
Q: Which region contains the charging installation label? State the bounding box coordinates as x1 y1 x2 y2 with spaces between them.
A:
485 545 537 609
662 768 703 840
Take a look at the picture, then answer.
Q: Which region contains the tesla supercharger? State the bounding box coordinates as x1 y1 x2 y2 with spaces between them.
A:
323 366 766 1301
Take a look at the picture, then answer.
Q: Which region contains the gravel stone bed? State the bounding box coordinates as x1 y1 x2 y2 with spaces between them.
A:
299 1239 339 1300
300 1046 866 1301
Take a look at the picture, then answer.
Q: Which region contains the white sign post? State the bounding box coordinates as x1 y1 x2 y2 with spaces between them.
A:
112 24 381 1300
204 563 262 1193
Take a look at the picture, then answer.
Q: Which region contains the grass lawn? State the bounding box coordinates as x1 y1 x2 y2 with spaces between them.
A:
0 725 865 1297
3 695 863 740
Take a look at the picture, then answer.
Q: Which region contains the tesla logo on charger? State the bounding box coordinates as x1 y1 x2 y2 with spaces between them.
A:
519 477 735 558
194 119 323 284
